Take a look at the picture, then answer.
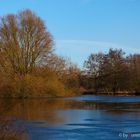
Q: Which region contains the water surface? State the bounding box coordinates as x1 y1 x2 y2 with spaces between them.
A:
0 95 140 140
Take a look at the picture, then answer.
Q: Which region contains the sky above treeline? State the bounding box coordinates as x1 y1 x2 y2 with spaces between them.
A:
0 0 140 67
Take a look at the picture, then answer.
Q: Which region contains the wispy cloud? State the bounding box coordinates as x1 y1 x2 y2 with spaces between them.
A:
56 39 123 49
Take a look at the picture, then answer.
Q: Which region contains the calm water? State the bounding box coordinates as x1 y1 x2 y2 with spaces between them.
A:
0 95 140 140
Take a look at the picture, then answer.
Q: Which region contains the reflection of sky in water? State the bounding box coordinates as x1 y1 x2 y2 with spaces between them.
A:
26 108 140 140
67 95 140 103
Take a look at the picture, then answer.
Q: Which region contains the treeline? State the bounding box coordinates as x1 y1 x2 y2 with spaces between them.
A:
0 10 140 98
0 10 81 98
82 48 140 95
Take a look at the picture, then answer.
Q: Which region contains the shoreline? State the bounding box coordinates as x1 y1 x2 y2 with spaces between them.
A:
82 90 140 96
0 91 140 99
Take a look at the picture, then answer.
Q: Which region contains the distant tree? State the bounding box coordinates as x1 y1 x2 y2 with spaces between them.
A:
0 10 53 75
84 53 105 92
127 54 140 93
41 54 66 77
63 59 81 90
84 49 128 94
84 53 104 77
102 49 127 93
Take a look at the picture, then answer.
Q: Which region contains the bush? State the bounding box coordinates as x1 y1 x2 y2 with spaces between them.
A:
0 72 79 98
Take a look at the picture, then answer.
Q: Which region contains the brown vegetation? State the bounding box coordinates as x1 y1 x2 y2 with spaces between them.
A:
0 10 81 98
83 48 140 95
0 10 140 97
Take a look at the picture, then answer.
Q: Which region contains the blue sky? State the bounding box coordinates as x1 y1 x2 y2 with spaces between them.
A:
0 0 140 67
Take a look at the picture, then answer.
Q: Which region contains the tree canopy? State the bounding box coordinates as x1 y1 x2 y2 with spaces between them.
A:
0 10 53 75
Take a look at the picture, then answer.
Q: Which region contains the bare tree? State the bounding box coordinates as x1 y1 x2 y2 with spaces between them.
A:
127 54 140 92
84 49 128 94
41 54 66 76
84 53 105 91
0 10 53 75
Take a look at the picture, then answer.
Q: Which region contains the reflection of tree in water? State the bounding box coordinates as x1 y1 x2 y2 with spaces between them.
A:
0 99 98 128
0 99 27 140
0 118 26 140
103 102 140 116
2 99 140 119
1 98 140 140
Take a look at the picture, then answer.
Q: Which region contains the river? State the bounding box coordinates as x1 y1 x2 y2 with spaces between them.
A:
0 95 140 140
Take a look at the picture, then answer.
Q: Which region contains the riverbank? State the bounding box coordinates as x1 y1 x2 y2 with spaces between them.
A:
82 90 140 96
0 90 139 99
